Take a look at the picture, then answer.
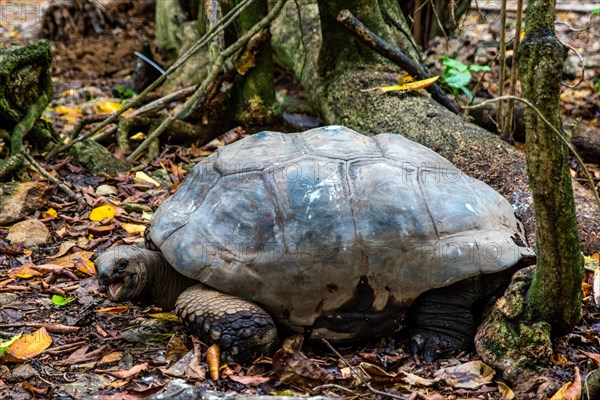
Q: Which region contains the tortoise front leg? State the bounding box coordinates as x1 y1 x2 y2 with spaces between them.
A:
407 278 479 361
175 284 278 364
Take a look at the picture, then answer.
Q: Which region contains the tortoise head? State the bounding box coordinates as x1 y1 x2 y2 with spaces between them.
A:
95 245 150 302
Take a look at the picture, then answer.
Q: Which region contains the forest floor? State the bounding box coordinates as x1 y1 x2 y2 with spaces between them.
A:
0 0 599 399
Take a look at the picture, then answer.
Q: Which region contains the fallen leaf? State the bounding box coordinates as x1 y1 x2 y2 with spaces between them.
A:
207 344 220 380
96 362 148 379
2 328 52 362
228 375 272 386
362 76 440 92
96 306 129 314
134 171 160 187
129 132 146 140
52 294 74 306
498 381 515 399
99 351 123 364
581 350 600 366
121 222 147 235
74 258 96 275
90 205 116 221
550 366 581 400
22 382 49 396
43 208 58 218
94 100 123 114
10 265 42 279
148 312 180 322
434 360 494 389
55 346 107 366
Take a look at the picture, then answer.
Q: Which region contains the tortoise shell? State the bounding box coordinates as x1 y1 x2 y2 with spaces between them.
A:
146 126 533 340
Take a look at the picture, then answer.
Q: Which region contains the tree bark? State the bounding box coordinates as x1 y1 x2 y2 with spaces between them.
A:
518 0 583 333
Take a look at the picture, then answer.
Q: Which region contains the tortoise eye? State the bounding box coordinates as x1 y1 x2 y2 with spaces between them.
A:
116 259 128 273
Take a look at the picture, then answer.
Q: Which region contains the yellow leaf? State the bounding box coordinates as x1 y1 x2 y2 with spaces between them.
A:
96 306 128 314
3 328 52 362
74 258 96 276
43 208 58 218
362 76 440 93
148 312 180 322
134 171 160 187
94 100 123 114
207 344 220 380
10 265 42 279
549 367 581 400
89 205 115 221
121 223 147 235
130 132 146 140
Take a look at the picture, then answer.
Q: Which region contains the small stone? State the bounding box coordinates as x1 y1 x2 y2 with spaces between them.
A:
95 184 118 196
7 219 51 248
0 182 50 225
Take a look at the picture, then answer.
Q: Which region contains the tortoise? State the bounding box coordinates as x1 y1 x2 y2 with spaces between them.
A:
95 126 534 363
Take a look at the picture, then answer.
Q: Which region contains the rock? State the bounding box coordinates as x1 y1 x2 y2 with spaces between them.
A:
0 182 50 225
95 184 118 196
68 139 131 176
7 220 51 249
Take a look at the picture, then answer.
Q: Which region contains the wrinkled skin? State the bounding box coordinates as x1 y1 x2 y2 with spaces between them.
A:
95 246 278 363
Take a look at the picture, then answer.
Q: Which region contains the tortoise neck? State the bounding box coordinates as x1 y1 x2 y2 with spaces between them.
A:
144 251 196 310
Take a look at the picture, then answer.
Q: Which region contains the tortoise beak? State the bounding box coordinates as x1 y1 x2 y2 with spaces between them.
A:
107 282 124 301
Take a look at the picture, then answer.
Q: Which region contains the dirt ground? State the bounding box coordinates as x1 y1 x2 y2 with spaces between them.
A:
0 0 599 399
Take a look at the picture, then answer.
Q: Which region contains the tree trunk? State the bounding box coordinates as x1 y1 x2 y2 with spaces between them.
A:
518 0 583 333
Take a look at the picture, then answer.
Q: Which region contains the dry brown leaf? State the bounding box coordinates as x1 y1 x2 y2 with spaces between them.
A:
549 367 581 400
228 375 272 386
581 351 600 366
21 381 49 396
99 351 123 364
96 362 148 379
55 345 106 366
434 360 494 389
95 306 129 314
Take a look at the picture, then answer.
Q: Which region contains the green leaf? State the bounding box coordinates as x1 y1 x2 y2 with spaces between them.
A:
442 57 468 72
443 70 472 89
468 64 491 72
0 333 22 356
459 85 474 100
52 295 74 306
592 8 600 14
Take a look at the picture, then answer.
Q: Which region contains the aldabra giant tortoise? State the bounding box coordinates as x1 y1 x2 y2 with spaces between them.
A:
95 126 534 363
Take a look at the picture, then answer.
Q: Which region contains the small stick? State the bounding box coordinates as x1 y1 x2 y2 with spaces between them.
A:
336 9 460 115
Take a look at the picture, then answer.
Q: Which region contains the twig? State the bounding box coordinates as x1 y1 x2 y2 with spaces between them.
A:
471 3 599 13
336 9 460 115
126 0 288 162
21 151 83 205
561 43 585 88
322 339 408 400
506 0 524 139
497 0 508 140
45 0 258 160
464 95 600 209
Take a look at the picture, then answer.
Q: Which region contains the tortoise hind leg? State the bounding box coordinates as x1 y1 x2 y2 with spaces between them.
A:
176 284 278 364
407 277 479 361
